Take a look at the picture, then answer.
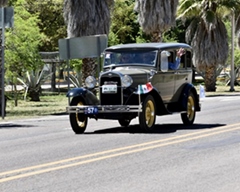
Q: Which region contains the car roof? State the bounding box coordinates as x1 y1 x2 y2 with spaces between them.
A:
105 42 192 51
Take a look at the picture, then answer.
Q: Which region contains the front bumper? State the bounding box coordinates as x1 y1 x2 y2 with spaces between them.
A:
66 105 142 114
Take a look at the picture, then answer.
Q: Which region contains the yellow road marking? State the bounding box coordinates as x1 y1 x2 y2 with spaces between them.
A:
1 123 240 183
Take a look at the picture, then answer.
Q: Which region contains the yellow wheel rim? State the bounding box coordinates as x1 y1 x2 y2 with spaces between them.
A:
187 96 195 121
145 100 155 127
76 101 86 128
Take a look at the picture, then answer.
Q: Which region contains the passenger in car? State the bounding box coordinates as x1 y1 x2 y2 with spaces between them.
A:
168 48 185 70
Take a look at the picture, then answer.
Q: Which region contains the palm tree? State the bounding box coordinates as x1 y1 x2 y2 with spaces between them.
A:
178 0 240 91
0 0 8 116
63 0 114 86
134 0 179 42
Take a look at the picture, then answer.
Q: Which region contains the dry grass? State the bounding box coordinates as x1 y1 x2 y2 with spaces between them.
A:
4 93 68 120
195 83 240 96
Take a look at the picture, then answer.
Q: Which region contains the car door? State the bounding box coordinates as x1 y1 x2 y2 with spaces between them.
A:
151 50 175 102
173 50 193 99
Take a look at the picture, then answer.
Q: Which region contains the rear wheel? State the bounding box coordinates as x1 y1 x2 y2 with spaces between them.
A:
118 119 131 127
69 97 88 134
139 95 156 131
181 92 196 125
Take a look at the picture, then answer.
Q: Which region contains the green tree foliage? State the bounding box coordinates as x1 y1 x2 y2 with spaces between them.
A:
9 0 66 51
225 20 240 68
163 19 192 43
25 0 66 51
109 0 140 46
5 0 45 101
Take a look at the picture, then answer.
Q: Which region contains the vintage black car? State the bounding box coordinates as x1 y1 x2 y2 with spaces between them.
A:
66 42 201 134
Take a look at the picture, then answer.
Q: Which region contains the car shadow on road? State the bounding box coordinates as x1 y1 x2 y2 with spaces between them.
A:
0 123 34 129
85 123 226 134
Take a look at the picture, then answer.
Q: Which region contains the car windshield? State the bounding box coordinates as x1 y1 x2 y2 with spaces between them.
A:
103 50 157 66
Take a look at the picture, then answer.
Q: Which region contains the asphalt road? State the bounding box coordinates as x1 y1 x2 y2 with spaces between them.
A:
1 95 240 192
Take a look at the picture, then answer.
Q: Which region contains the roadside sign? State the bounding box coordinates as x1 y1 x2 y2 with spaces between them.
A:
58 35 108 60
0 7 14 28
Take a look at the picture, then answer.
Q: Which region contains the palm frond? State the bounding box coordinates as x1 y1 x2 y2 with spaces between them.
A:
192 18 228 70
185 18 200 43
177 1 200 19
202 10 217 31
66 73 81 88
17 68 53 100
135 0 179 34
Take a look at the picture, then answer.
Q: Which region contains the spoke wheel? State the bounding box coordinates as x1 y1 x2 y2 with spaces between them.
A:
181 92 196 125
139 95 156 131
69 97 88 134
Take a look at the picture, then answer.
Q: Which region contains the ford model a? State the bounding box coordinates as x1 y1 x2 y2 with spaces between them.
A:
66 43 201 134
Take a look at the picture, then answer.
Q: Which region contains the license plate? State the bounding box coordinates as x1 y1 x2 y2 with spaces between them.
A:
102 84 117 93
84 107 98 114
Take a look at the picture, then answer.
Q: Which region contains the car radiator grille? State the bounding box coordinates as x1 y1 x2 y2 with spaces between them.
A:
100 76 122 105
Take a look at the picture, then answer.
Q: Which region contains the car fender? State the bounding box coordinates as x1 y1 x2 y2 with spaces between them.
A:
181 84 200 111
66 88 99 105
133 87 169 115
150 88 169 115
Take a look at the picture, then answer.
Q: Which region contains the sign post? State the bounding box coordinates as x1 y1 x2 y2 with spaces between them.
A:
230 10 235 92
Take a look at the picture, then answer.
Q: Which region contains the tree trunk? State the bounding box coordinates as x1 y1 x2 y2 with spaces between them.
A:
28 87 41 101
14 84 18 106
204 65 216 92
29 91 40 101
59 68 64 79
81 58 96 86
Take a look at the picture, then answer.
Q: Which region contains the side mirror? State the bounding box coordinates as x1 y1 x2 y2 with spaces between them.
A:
160 51 170 72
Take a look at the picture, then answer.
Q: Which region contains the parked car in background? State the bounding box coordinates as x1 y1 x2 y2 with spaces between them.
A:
66 42 201 134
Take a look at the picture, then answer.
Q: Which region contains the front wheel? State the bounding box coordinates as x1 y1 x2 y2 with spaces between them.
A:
181 92 196 125
69 97 88 134
139 95 156 131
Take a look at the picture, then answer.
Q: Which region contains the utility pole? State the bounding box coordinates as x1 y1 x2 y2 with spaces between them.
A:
1 7 5 119
230 9 235 92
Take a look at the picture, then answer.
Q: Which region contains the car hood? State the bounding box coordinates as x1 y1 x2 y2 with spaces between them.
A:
103 66 153 86
109 66 152 76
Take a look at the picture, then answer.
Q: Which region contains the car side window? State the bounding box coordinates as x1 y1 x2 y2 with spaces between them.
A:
178 50 192 69
168 50 179 70
168 48 186 70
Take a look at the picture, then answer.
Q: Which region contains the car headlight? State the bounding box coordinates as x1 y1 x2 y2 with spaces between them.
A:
85 76 97 88
121 75 133 88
